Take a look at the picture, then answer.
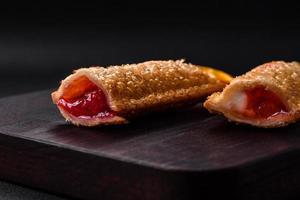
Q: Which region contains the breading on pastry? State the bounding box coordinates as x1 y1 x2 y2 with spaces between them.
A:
52 60 232 126
204 61 300 128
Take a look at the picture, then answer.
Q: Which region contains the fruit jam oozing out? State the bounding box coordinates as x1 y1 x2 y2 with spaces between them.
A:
243 87 288 118
57 77 115 119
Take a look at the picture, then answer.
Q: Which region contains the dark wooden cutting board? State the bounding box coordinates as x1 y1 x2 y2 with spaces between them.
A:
0 90 300 200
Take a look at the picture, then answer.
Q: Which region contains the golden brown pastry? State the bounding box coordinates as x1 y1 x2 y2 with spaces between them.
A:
52 60 232 126
204 61 300 128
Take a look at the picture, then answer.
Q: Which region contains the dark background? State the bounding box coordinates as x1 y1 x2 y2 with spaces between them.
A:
1 0 300 98
1 1 300 199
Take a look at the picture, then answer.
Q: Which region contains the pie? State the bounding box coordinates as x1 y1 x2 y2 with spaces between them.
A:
204 61 300 128
52 60 231 126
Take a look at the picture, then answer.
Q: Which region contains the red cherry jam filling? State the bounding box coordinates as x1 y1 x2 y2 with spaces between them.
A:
243 87 287 118
57 76 115 119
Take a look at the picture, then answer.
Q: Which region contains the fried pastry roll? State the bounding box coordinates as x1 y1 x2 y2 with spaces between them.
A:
52 60 231 126
204 61 300 128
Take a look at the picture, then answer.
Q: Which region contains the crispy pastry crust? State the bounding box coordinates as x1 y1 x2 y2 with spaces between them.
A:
52 60 231 126
204 61 300 128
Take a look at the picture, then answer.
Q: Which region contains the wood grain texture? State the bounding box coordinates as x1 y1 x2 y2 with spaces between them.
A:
0 90 300 200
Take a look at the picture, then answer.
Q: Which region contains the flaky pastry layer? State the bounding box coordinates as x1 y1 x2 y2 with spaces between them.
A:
204 61 300 128
52 60 231 126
